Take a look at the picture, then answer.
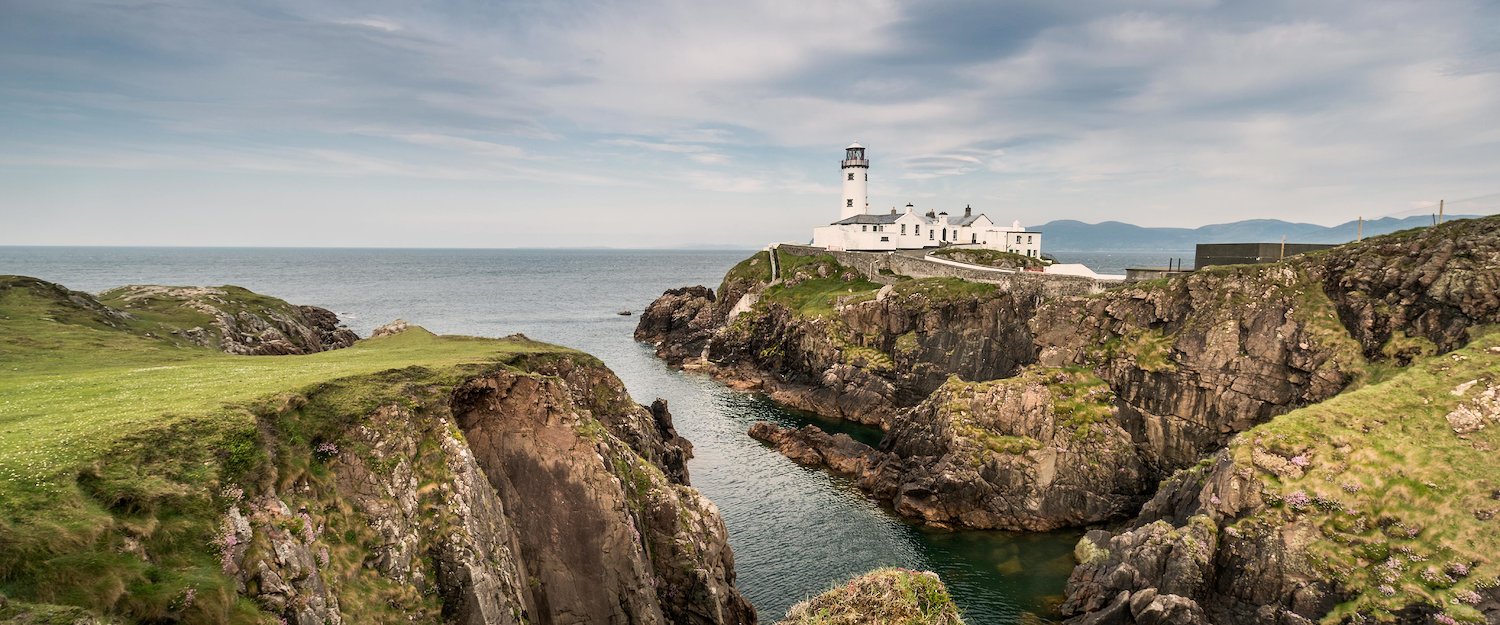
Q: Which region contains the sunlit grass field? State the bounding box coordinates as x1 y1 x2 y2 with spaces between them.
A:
0 276 567 504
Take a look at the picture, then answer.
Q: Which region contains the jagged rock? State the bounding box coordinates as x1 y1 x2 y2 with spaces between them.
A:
750 367 1149 530
1031 263 1364 472
636 285 720 365
99 284 358 355
220 358 751 625
453 369 754 625
1315 216 1500 358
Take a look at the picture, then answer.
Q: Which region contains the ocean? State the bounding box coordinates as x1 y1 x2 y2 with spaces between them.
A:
0 246 1180 623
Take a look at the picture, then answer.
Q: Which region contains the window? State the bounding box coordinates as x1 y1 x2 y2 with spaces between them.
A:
861 225 867 231
971 234 977 243
942 228 947 240
880 236 889 242
847 199 853 208
1015 235 1022 244
864 173 868 181
901 224 907 234
929 231 934 240
915 225 920 234
1027 235 1033 243
848 173 855 181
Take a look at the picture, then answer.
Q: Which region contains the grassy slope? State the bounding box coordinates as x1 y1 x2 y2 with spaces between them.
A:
930 247 1045 270
0 276 571 620
1225 328 1500 623
778 568 966 625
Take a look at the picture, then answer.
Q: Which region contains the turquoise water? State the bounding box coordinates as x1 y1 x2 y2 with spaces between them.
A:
0 246 1126 622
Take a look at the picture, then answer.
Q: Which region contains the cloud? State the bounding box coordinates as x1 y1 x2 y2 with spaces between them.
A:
0 0 1497 246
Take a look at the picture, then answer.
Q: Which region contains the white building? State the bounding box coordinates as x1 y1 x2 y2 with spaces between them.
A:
812 143 1042 256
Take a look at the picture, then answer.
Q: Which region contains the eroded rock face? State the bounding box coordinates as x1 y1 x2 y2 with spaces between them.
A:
1059 452 1339 625
750 367 1150 531
1031 264 1363 472
1315 216 1500 358
452 370 753 625
702 285 1046 428
223 358 753 625
636 285 720 365
101 285 359 355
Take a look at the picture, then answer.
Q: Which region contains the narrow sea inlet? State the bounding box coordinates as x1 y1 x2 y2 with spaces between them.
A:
0 246 1158 622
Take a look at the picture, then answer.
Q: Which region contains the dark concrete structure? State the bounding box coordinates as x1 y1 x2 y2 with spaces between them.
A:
1194 242 1336 268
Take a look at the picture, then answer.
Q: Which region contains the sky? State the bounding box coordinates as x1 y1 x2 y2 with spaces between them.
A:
1 0 1498 248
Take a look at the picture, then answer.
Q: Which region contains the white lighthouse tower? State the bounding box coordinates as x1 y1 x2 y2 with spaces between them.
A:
840 142 869 220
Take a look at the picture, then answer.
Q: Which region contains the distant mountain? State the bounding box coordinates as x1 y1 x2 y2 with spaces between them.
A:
1030 215 1479 251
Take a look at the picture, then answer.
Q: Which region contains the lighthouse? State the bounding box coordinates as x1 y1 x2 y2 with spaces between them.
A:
840 142 869 220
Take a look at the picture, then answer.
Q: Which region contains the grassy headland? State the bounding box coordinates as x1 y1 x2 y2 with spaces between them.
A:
0 275 571 621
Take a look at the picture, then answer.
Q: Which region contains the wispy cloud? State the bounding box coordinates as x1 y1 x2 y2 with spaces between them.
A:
0 0 1497 246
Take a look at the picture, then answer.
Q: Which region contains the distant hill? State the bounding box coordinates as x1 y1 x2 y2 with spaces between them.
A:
1030 215 1479 251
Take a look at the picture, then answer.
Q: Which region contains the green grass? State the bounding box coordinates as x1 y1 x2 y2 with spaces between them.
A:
0 326 567 502
759 253 882 316
1224 328 1500 623
779 567 965 625
719 250 774 294
930 247 1045 270
0 276 577 622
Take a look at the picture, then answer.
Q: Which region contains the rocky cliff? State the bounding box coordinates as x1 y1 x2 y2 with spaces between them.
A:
1059 330 1500 625
97 283 359 354
637 252 1044 427
642 218 1500 537
749 366 1148 531
0 277 753 625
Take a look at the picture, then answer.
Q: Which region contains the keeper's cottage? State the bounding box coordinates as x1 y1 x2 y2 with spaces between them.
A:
812 143 1041 255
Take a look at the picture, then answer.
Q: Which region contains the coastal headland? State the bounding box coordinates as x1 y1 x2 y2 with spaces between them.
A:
639 216 1500 624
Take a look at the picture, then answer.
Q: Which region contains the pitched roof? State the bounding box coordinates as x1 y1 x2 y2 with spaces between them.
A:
832 214 901 225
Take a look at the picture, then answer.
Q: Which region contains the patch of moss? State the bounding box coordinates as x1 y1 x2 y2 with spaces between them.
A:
779 567 966 625
930 247 1046 270
760 254 882 317
719 251 774 294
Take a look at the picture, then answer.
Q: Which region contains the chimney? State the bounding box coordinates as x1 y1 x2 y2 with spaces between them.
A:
964 204 972 217
891 207 897 215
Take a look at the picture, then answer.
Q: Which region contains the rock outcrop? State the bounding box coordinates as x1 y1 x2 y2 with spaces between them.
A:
750 366 1149 531
638 256 1047 428
1314 216 1500 360
1061 331 1500 625
776 568 966 625
218 357 755 625
1030 262 1364 472
98 284 358 354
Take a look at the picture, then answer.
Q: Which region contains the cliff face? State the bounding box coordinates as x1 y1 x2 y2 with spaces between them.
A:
638 253 1044 428
1060 330 1500 625
211 348 755 625
1030 262 1364 472
0 277 753 625
1314 216 1500 361
749 367 1148 531
639 217 1500 549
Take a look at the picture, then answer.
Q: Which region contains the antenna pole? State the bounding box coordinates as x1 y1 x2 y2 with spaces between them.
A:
1438 199 1445 224
1357 216 1363 241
